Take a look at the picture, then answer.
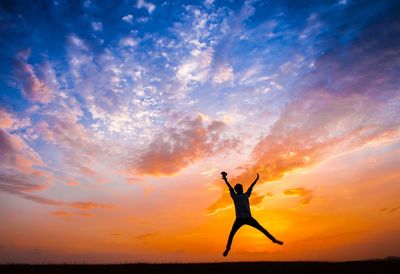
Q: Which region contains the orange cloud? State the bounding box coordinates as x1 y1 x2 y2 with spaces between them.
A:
51 211 93 218
65 180 80 186
110 233 123 237
51 211 72 217
69 201 114 210
0 108 14 129
283 187 313 205
379 206 400 213
80 166 97 176
132 115 238 176
283 187 312 197
134 231 160 241
78 212 93 217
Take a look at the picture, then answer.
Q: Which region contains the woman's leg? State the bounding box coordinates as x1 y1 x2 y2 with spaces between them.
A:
224 219 244 256
247 217 283 245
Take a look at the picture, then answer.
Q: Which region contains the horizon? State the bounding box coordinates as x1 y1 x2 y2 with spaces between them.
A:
0 0 399 264
2 256 400 265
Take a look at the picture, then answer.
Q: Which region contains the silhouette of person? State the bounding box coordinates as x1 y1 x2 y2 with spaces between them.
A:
221 171 283 256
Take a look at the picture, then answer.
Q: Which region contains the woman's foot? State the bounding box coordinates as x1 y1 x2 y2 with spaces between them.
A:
273 239 284 245
223 247 230 257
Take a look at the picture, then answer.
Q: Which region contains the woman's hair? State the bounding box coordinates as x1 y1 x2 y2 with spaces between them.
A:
234 183 243 193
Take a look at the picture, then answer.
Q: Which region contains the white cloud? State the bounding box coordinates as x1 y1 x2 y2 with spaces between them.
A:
122 14 133 23
91 21 103 31
119 37 137 48
67 35 94 81
213 64 234 84
136 0 156 14
68 34 88 50
176 48 214 85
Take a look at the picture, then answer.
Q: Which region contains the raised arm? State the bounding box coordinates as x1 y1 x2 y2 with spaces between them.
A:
246 173 259 196
221 171 234 191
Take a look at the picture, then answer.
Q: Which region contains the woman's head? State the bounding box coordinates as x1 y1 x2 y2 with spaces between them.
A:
234 183 243 194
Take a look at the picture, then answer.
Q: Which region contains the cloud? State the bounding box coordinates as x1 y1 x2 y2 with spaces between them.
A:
0 173 46 193
35 113 93 149
283 187 313 205
20 193 64 206
0 169 63 206
1 119 118 204
122 14 133 23
0 127 51 198
0 109 14 129
34 107 108 176
91 21 103 31
51 211 93 218
119 37 137 48
283 187 311 197
80 166 97 176
136 0 156 14
69 201 114 210
51 211 72 217
0 174 68 207
64 34 160 136
379 206 400 213
176 48 214 86
171 4 227 60
134 231 159 240
213 64 234 84
12 49 53 103
0 118 56 200
131 115 237 176
65 180 80 186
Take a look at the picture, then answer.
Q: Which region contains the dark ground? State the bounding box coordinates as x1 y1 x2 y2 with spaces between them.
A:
1 260 399 274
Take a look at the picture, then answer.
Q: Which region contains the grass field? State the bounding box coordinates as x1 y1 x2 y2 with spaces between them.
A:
1 259 399 274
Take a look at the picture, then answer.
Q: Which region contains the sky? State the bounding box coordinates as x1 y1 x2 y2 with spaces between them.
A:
0 0 399 263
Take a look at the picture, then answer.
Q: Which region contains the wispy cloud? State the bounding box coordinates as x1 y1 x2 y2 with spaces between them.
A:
0 109 15 129
136 0 156 14
379 206 400 213
51 210 93 218
177 48 214 86
0 120 51 198
12 49 53 103
134 231 159 240
69 201 115 210
283 187 313 205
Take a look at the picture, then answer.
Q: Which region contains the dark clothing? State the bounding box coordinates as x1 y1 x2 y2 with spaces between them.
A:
226 217 277 249
229 189 252 218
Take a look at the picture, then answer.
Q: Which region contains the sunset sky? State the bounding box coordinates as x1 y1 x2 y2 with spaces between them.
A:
1 0 399 263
